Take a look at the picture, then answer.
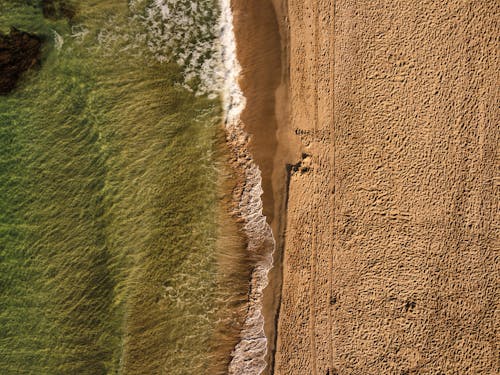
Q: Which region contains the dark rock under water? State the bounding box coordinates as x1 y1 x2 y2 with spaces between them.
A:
0 27 42 95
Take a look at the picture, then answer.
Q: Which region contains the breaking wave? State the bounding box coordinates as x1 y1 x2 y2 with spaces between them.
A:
218 1 276 374
90 0 275 372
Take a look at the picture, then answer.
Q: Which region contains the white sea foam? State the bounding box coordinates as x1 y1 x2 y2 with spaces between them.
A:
89 0 222 96
52 30 64 50
218 1 276 374
138 0 222 95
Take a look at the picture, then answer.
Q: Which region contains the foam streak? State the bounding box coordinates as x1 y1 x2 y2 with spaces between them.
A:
218 1 276 374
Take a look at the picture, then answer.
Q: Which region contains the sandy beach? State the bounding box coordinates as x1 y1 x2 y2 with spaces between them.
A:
232 0 498 374
229 0 293 372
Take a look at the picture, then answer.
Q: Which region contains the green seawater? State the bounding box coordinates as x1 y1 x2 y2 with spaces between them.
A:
0 1 247 374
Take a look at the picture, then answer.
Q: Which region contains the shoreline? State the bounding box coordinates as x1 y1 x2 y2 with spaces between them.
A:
218 0 277 373
228 0 297 373
261 1 297 373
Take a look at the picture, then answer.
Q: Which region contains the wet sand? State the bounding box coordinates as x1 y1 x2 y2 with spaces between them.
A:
231 0 282 224
233 0 498 374
229 0 294 372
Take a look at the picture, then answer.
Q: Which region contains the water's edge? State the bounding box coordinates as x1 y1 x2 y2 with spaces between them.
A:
218 1 276 373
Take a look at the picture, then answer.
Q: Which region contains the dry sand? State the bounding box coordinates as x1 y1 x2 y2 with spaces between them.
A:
232 0 499 374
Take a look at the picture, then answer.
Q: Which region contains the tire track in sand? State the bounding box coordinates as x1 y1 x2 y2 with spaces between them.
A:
308 0 320 373
329 2 336 373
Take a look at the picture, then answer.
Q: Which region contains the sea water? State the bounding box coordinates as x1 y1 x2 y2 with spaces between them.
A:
0 0 259 373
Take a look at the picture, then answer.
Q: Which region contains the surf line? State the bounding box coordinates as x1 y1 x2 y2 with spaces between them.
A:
218 0 276 374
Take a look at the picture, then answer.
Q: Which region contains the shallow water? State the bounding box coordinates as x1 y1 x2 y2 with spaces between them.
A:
0 1 249 373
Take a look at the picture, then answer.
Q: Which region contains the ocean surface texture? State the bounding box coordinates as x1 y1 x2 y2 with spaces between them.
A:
0 1 254 373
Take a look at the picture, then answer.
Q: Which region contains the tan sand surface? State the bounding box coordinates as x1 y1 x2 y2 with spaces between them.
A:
230 2 294 372
264 1 499 374
231 0 282 224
